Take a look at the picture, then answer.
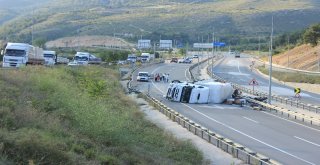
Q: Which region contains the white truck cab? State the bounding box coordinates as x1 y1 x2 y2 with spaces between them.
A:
141 53 151 63
43 50 56 66
2 42 44 67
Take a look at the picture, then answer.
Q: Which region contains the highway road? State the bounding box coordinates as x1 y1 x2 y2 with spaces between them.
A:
131 60 320 165
212 53 320 106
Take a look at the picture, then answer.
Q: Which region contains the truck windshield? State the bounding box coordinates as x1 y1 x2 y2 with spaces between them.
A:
44 54 54 58
138 73 148 77
75 56 89 61
5 49 26 57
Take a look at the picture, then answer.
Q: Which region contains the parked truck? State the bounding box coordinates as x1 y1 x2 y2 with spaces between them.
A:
1 42 45 67
140 53 154 63
56 56 70 64
43 50 56 66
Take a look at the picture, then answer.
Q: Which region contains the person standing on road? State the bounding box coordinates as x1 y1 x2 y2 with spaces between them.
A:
162 73 166 82
166 73 170 83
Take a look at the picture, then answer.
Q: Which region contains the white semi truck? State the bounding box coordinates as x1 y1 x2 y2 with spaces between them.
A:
2 43 45 67
43 50 56 66
140 53 154 63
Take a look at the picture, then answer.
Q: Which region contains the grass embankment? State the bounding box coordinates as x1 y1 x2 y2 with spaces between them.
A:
258 66 320 84
0 66 203 164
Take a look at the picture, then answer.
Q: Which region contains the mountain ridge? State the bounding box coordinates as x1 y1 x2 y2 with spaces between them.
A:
0 0 319 44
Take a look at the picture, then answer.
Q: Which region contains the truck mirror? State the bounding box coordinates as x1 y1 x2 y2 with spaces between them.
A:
0 49 3 55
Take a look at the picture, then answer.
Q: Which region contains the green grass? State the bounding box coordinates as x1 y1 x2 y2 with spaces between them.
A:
0 66 203 164
258 66 320 84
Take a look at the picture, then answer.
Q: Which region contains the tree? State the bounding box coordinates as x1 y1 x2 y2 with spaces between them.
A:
33 38 47 48
303 23 320 46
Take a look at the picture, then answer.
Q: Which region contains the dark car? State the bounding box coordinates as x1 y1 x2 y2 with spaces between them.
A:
170 58 178 63
182 58 192 64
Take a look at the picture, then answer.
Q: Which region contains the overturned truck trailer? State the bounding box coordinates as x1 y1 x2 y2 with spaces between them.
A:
166 80 234 104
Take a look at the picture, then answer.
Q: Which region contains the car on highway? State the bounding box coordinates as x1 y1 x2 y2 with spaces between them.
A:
178 58 184 63
234 51 240 58
179 58 192 64
137 72 149 82
170 58 178 63
192 55 199 58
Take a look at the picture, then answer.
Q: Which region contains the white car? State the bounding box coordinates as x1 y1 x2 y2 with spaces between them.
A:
137 72 149 82
193 55 199 58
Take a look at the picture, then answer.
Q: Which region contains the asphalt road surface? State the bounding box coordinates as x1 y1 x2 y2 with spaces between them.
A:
131 61 320 165
212 53 320 106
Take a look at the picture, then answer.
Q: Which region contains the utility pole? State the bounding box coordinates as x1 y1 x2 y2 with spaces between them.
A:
318 52 320 72
268 16 274 104
287 35 290 67
258 36 260 56
31 9 35 45
212 32 214 65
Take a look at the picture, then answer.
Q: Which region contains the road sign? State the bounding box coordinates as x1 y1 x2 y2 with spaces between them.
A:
138 40 151 49
294 88 301 94
193 43 213 48
213 42 226 47
294 88 301 99
159 40 173 49
249 78 259 93
249 78 259 86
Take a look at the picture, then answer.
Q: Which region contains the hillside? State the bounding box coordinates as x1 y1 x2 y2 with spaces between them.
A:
0 0 320 44
273 44 320 71
0 66 204 164
45 35 134 49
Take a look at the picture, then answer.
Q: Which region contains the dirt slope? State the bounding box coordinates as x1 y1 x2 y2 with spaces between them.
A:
273 44 320 71
45 35 134 50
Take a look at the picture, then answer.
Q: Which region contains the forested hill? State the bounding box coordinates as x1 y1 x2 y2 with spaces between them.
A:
0 0 320 44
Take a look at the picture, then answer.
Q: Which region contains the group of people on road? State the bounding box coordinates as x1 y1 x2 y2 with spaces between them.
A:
154 73 170 83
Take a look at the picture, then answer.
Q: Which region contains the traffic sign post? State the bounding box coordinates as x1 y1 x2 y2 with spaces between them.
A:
249 78 259 93
294 88 301 98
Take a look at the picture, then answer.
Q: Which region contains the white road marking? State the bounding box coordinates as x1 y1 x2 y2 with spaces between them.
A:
261 112 320 133
185 68 191 81
182 104 315 165
243 116 259 123
294 136 320 147
149 61 316 165
237 60 242 74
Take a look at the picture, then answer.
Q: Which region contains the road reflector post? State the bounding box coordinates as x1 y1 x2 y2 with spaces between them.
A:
201 127 208 139
174 112 179 122
234 143 245 159
223 138 234 153
189 120 195 132
244 148 257 165
215 134 224 148
256 153 270 164
195 124 201 136
183 117 189 128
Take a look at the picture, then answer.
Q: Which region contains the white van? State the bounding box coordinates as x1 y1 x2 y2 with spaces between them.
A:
137 72 149 82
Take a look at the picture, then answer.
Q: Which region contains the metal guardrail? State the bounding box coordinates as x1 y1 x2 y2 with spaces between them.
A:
205 63 320 127
205 58 320 114
255 58 320 76
245 97 320 126
139 94 280 165
127 58 281 165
